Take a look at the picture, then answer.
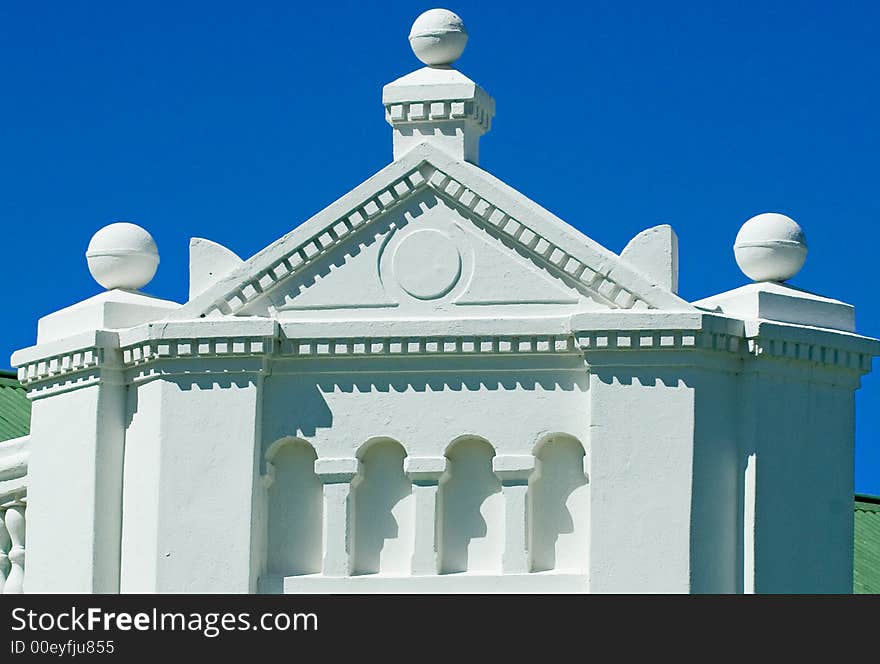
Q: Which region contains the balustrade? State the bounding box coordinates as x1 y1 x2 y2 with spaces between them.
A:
0 501 25 594
265 434 588 588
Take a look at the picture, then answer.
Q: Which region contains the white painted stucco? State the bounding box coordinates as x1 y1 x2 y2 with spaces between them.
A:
2 9 877 594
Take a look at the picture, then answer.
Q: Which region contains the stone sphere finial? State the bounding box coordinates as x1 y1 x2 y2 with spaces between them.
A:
409 8 468 67
86 222 160 290
734 212 807 283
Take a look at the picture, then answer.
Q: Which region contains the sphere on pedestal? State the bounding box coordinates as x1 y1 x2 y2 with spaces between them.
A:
86 222 160 290
409 8 468 67
734 212 807 283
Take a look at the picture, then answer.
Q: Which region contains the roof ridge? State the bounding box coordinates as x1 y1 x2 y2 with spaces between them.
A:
0 374 23 388
855 493 880 510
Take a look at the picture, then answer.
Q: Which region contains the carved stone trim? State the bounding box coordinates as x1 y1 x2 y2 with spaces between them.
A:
575 327 873 371
22 328 870 376
17 346 106 387
279 334 578 357
422 165 647 310
197 159 656 318
576 329 740 353
201 169 430 318
385 99 493 132
749 337 874 372
120 336 273 368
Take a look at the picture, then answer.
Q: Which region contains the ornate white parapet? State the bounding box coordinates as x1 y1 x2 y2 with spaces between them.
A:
383 67 494 164
1 502 26 594
382 10 494 164
0 435 29 594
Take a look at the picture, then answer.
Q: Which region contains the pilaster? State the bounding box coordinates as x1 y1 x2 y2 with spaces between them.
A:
314 458 359 577
11 330 125 593
404 456 447 575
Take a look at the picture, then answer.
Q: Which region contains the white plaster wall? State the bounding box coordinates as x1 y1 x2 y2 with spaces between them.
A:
352 439 414 575
25 381 124 593
266 440 322 576
258 354 590 581
119 377 161 591
587 360 698 593
439 437 503 573
530 434 589 573
747 366 856 593
260 355 589 458
120 364 261 592
689 367 740 593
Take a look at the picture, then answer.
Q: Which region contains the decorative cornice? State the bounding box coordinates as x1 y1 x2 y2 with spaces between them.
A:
576 329 741 354
121 335 272 368
422 166 646 310
749 337 874 372
17 345 108 389
575 326 875 373
279 333 578 357
14 310 876 395
196 159 652 318
200 167 431 318
385 99 493 132
745 319 878 373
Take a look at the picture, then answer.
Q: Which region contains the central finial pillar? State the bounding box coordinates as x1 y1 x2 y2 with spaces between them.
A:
382 9 495 165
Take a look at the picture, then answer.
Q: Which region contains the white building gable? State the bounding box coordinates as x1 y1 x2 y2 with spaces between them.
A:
178 143 689 323
3 9 878 595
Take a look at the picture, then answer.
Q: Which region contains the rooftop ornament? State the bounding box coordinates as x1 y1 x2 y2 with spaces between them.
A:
85 222 160 291
408 8 468 67
733 212 807 283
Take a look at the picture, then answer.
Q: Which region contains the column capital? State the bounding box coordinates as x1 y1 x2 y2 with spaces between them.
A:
404 456 447 485
314 457 359 484
493 455 536 484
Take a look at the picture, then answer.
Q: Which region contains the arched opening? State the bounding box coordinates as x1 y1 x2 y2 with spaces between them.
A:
352 438 413 575
266 438 322 576
530 433 589 572
439 437 503 574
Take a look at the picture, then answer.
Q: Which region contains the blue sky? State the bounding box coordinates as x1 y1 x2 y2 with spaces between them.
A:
1 1 878 493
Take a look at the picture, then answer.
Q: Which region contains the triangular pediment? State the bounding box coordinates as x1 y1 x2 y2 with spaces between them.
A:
171 144 691 321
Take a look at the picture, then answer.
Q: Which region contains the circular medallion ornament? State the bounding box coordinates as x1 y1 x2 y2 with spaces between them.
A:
393 229 462 300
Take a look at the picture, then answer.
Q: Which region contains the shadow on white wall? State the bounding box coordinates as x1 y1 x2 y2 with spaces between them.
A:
353 439 414 575
530 434 588 572
266 439 322 576
439 437 503 573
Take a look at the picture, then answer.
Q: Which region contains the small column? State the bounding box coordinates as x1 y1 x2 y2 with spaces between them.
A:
0 505 10 593
3 502 26 594
314 458 359 577
404 456 447 575
493 455 536 574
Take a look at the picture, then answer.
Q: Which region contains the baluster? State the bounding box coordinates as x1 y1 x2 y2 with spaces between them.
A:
493 455 536 574
404 456 447 575
0 507 10 593
4 503 25 594
314 458 359 577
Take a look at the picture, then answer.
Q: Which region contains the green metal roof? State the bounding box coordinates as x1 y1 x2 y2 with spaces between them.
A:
855 494 880 594
0 371 30 442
